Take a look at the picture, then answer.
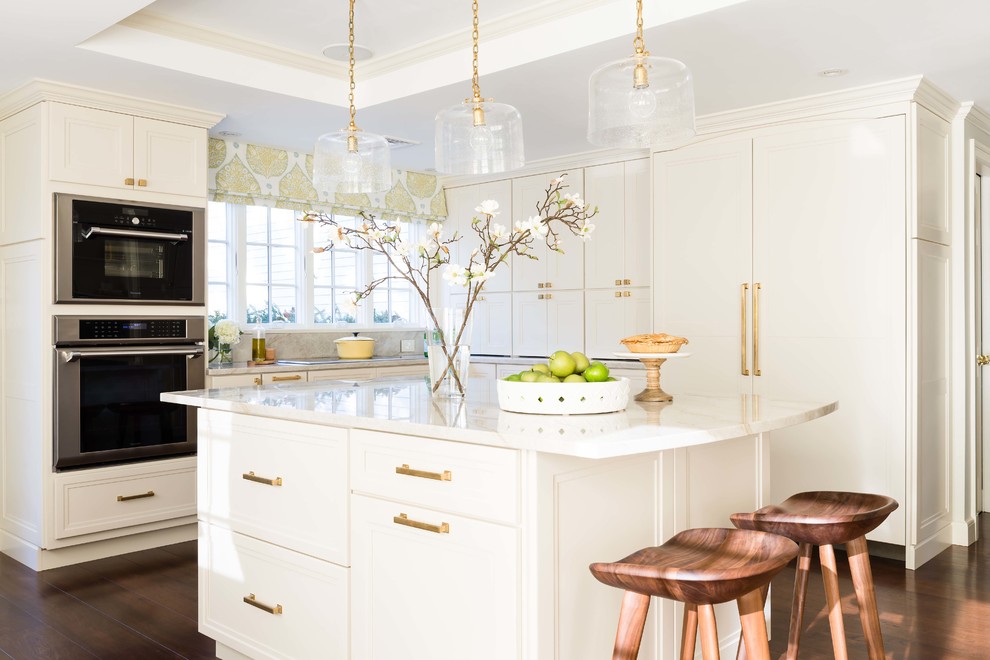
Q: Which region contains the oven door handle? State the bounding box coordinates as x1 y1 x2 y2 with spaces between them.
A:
60 346 205 363
81 226 190 242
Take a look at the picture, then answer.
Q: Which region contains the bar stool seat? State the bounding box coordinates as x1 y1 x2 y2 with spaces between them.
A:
731 491 898 660
590 528 799 660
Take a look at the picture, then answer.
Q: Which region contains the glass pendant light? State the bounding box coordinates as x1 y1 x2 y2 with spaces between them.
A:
587 0 695 149
313 0 391 194
435 0 524 175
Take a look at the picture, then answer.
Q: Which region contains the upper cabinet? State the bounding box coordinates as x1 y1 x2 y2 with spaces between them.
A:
442 179 512 296
511 170 584 291
49 103 207 198
584 158 650 289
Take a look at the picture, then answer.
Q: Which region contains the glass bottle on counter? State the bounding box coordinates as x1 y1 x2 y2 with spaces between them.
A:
252 325 266 361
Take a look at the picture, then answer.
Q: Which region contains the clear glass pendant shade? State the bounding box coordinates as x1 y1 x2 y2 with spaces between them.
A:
312 128 391 194
434 100 524 175
588 54 696 149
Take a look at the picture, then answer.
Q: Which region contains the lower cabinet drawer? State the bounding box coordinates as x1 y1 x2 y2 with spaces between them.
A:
199 410 349 565
54 459 196 539
200 525 348 660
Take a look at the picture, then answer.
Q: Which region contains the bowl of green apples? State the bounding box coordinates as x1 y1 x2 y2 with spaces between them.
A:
496 351 629 415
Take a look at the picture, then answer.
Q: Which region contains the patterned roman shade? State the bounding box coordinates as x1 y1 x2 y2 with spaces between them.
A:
208 138 447 221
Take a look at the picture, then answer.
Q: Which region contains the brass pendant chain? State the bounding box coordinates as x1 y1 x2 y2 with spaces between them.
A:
347 0 358 132
470 0 482 104
632 0 649 56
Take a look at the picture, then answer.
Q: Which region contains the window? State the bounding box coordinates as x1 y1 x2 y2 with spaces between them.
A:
207 202 424 327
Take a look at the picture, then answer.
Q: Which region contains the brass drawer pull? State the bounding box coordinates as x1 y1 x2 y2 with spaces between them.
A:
393 513 449 534
623 279 631 285
117 490 154 502
615 279 622 286
271 374 303 382
124 177 135 186
243 593 283 615
253 376 262 385
615 291 622 298
622 291 631 298
396 463 452 481
537 282 544 289
537 294 545 300
137 179 148 187
545 282 553 288
243 471 283 486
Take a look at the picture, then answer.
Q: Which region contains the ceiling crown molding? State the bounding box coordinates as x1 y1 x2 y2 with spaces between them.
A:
0 79 225 127
913 77 963 122
957 102 990 138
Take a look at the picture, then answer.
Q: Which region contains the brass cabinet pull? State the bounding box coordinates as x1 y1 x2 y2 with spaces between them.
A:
753 282 762 376
537 282 544 289
545 282 553 288
117 490 154 502
537 294 545 300
393 513 449 534
396 463 452 481
124 177 135 186
615 279 622 286
253 376 262 385
979 355 990 366
243 471 283 486
545 293 553 300
623 279 631 285
614 291 622 298
741 283 749 376
137 179 148 187
243 593 283 615
271 374 302 382
622 291 631 298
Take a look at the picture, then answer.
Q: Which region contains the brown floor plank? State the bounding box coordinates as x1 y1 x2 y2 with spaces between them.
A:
0 594 98 659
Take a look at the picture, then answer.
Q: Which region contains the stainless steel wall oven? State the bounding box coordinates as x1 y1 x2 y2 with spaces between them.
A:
55 194 205 304
54 316 205 470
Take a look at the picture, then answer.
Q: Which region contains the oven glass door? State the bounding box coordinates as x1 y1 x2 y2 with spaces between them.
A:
71 225 193 302
55 346 204 469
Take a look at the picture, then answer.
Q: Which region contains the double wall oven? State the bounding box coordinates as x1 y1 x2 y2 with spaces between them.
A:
53 194 207 471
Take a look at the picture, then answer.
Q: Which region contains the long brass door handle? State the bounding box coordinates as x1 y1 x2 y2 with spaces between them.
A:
753 282 762 377
242 471 283 486
271 374 302 382
395 464 452 481
393 513 450 534
243 593 283 615
741 283 749 376
117 490 154 502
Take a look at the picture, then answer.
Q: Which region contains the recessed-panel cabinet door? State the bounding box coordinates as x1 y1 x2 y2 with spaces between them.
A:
623 158 651 288
133 117 206 197
472 291 512 356
477 179 513 292
49 103 133 188
513 292 548 357
585 289 626 360
512 170 584 291
350 495 519 660
584 162 625 289
654 139 753 397
547 289 584 354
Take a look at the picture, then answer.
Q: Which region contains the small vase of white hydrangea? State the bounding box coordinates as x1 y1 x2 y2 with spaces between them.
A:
209 319 242 365
303 173 597 397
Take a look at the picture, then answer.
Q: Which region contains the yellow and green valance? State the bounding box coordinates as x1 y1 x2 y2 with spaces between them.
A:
208 138 447 221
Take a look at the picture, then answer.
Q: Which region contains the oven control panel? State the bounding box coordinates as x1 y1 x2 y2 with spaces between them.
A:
80 319 187 340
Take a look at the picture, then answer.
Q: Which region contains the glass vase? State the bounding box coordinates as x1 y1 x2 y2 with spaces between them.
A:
426 307 473 398
213 344 233 365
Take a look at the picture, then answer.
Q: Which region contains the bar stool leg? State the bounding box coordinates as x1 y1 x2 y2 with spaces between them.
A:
819 543 849 660
737 588 771 660
698 604 721 660
680 603 699 660
734 583 769 660
785 542 814 660
611 591 652 660
847 535 886 660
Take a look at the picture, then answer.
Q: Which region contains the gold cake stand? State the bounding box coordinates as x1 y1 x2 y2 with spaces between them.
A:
613 351 691 403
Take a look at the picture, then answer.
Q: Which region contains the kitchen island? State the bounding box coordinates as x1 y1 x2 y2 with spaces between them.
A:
163 377 835 660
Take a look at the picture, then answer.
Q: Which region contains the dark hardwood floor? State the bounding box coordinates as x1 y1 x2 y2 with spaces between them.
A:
1 515 989 658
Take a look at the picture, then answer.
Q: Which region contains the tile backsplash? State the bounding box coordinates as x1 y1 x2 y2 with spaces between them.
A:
229 329 426 362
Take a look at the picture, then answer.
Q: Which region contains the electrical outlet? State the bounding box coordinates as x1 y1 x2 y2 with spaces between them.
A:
400 339 416 352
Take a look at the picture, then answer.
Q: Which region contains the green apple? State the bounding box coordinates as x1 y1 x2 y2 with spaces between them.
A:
531 363 551 375
571 351 591 374
563 374 587 383
549 351 576 378
536 374 561 383
519 370 540 383
504 373 522 382
583 362 610 382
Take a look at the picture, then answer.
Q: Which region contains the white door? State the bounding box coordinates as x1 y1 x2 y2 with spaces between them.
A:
624 158 652 288
653 138 753 397
133 117 206 197
752 117 908 545
513 292 549 357
478 179 513 292
49 103 133 189
511 173 551 290
978 166 990 513
547 290 584 355
585 289 626 360
584 162 626 289
472 291 512 356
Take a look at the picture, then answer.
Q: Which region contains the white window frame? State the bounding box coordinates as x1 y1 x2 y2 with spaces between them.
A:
207 202 426 329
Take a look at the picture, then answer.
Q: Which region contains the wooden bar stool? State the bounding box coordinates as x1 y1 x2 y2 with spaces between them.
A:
730 491 898 660
590 528 799 660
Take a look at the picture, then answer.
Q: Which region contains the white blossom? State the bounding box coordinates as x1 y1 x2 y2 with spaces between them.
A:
368 228 385 241
393 240 411 257
469 263 494 282
214 319 241 346
475 200 500 216
428 222 442 239
489 222 507 240
578 221 596 242
443 264 469 287
562 192 586 210
550 176 564 185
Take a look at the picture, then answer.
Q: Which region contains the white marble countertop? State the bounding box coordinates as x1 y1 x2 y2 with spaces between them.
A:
164 377 836 459
207 355 428 376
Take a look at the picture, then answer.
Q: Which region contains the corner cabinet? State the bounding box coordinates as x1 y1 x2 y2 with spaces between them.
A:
49 102 208 197
653 106 953 568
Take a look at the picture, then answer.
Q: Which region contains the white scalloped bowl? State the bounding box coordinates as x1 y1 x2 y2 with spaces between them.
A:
496 377 629 415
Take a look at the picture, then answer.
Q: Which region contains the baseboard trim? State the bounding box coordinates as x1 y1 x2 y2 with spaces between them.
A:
1 524 197 571
951 517 978 546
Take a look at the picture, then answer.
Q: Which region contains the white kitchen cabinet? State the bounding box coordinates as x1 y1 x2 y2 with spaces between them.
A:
208 371 305 387
584 159 651 289
350 494 520 660
511 170 585 292
49 103 207 197
307 367 377 382
512 289 583 357
451 291 512 356
584 287 651 360
441 179 513 301
653 110 952 566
